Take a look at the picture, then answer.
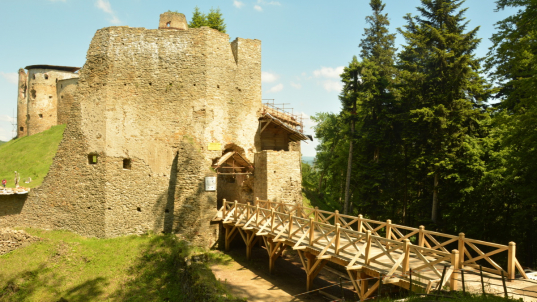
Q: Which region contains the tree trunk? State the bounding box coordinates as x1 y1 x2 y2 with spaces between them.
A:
431 172 439 223
344 118 354 215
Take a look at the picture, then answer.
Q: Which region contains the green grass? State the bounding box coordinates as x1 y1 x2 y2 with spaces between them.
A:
0 140 6 147
0 125 65 188
0 229 242 302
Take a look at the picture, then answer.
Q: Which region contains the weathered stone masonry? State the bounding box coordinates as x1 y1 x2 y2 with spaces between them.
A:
2 13 306 247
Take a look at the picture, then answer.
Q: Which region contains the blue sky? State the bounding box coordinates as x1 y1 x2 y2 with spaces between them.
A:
0 0 516 156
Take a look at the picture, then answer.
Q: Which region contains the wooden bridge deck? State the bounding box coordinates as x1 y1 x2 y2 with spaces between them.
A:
213 200 534 301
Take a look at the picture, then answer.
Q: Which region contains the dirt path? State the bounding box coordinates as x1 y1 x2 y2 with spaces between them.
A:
211 245 357 302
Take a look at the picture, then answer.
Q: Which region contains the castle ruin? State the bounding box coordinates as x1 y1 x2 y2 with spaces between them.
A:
2 12 310 247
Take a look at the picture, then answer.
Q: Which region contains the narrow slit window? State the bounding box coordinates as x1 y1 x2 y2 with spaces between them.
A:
44 74 49 80
19 127 24 131
88 154 98 165
123 158 131 170
39 114 43 118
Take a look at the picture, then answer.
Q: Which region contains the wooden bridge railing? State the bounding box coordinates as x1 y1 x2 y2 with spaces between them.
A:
221 198 528 282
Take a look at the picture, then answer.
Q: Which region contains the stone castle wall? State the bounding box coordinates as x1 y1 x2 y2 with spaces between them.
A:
254 150 302 204
2 25 262 247
57 78 79 125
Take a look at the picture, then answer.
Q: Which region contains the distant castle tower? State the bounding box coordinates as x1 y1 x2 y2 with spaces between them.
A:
17 65 80 137
158 12 188 30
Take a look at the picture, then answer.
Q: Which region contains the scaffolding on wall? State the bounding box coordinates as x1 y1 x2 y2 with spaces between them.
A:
262 99 306 134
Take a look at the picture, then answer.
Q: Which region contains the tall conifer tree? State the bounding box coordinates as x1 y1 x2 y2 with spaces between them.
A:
398 0 490 224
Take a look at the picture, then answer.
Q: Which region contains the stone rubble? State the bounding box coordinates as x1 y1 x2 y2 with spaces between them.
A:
0 228 41 255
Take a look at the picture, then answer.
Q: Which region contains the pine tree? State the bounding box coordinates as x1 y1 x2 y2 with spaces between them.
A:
189 7 206 28
397 0 490 224
207 7 227 33
352 0 399 219
189 7 227 33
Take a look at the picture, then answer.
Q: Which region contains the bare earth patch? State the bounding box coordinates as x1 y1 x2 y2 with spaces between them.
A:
211 245 357 302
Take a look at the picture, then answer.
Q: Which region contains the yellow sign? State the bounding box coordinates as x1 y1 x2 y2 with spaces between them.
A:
208 143 221 151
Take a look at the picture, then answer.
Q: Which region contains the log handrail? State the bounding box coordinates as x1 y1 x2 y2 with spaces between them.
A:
220 199 527 280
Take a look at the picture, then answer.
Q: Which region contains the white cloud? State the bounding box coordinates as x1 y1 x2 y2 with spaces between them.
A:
313 66 344 79
254 5 263 11
95 0 121 25
233 0 244 8
266 83 283 93
290 82 302 89
0 115 16 124
262 71 279 83
0 72 18 85
258 0 281 5
321 80 342 92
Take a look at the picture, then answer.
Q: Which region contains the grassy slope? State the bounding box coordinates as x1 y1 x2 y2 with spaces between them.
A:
0 140 5 147
0 229 241 302
0 125 65 188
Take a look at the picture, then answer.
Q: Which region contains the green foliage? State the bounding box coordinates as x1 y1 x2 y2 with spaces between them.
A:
0 125 65 188
309 0 537 268
0 229 241 302
188 6 227 33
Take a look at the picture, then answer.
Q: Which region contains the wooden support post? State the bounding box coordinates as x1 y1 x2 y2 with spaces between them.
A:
314 207 319 222
255 197 259 206
268 237 282 274
297 204 302 218
335 223 341 255
222 198 227 218
419 225 425 247
288 212 293 240
334 210 339 225
458 233 465 269
305 252 326 291
360 271 369 300
255 205 259 227
309 218 315 246
224 225 231 251
364 230 372 265
386 219 392 240
233 200 238 221
508 242 516 281
357 214 363 233
402 239 410 274
245 231 257 260
270 208 275 233
451 249 459 291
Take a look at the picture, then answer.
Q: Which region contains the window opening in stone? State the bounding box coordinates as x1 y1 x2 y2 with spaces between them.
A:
149 82 152 86
123 158 131 170
19 127 24 131
39 114 43 118
166 21 171 27
49 95 52 99
88 154 98 165
32 74 36 80
31 89 36 99
217 85 220 88
193 83 196 86
137 207 141 212
44 74 49 80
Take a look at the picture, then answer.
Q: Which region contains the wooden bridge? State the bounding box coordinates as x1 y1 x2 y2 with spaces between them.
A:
212 199 532 301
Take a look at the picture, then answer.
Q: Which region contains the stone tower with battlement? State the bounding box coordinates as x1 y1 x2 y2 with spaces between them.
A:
2 13 307 247
17 65 79 137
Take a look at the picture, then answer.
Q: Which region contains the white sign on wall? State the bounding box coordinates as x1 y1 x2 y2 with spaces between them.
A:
205 176 216 191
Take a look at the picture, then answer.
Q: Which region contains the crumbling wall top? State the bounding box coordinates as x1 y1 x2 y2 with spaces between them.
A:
159 12 188 30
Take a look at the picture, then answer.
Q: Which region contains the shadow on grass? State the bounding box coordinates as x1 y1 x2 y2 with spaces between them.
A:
110 234 239 302
0 264 107 301
0 234 237 302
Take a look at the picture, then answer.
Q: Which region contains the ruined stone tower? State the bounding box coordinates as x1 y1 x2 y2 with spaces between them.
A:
17 65 79 137
2 13 309 247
